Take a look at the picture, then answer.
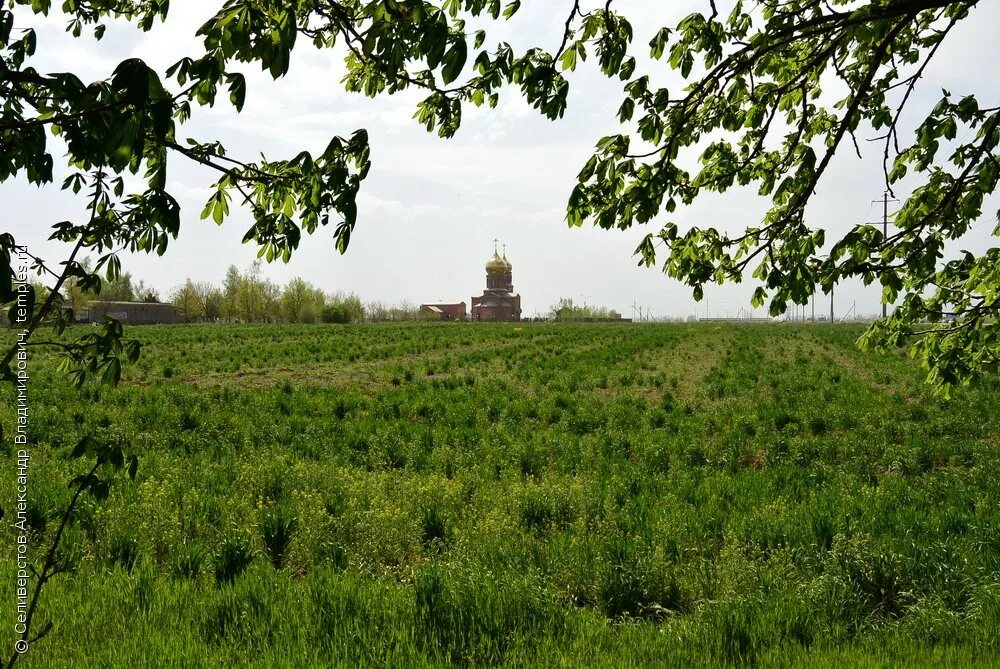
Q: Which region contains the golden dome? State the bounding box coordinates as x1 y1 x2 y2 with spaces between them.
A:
486 251 509 274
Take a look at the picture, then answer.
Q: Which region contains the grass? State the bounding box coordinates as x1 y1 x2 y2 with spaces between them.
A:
1 322 999 667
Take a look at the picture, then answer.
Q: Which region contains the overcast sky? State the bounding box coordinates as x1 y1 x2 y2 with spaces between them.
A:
5 1 999 319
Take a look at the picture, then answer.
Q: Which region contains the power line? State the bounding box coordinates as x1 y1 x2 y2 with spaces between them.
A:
871 190 899 318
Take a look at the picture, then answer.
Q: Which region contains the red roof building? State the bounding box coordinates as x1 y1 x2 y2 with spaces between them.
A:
419 302 467 321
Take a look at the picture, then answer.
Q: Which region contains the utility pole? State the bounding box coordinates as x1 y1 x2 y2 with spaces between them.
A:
881 192 889 318
873 191 899 318
830 284 835 324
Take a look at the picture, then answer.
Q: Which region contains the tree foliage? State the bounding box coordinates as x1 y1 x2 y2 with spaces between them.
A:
549 297 622 321
322 291 365 323
565 0 996 393
171 278 205 323
281 276 325 323
1 0 997 396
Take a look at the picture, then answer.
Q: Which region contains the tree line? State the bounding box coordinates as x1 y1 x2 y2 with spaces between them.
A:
167 262 369 324
4 260 435 326
547 298 623 321
168 262 438 324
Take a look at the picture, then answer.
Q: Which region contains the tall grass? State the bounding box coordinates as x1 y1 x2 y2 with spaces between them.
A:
0 323 998 666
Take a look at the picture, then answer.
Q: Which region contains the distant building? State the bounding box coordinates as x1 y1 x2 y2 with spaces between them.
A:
419 246 523 323
419 302 467 321
471 249 521 321
80 301 178 325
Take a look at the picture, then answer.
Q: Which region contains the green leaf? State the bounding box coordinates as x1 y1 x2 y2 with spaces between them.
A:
90 479 110 501
100 358 121 386
441 39 468 85
227 73 247 112
71 436 96 459
618 98 634 122
503 1 521 20
560 47 577 72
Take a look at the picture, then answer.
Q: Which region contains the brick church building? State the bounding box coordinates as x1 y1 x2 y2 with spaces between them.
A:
471 249 521 321
419 246 522 322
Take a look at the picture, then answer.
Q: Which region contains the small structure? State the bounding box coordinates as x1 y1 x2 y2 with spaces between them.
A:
80 301 179 325
419 302 468 321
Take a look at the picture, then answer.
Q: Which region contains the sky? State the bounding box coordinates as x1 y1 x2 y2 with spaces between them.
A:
4 1 999 319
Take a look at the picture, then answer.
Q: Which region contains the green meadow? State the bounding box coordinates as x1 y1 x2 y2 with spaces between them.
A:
1 322 999 667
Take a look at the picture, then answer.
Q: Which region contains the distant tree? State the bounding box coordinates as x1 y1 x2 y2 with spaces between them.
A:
323 291 365 324
322 303 351 324
549 297 621 321
200 284 224 322
29 281 52 308
221 265 242 322
90 272 160 304
134 279 160 303
171 279 205 323
261 277 281 323
62 278 88 315
305 287 327 323
281 277 325 323
390 299 419 322
230 262 279 322
98 272 136 303
364 299 390 322
61 256 94 315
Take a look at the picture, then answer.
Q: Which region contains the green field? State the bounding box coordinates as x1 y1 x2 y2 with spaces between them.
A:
2 323 999 667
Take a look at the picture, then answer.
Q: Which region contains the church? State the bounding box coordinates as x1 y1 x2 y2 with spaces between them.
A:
471 248 521 321
419 245 522 322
